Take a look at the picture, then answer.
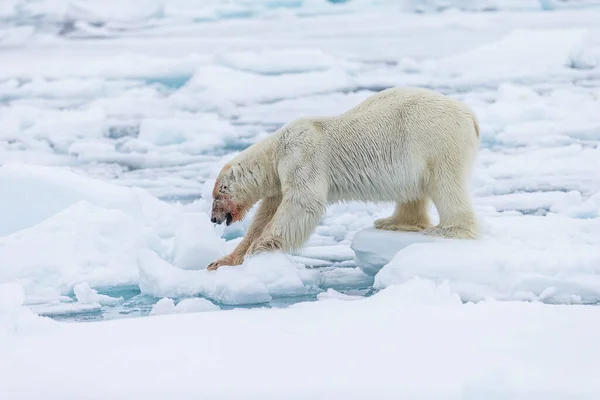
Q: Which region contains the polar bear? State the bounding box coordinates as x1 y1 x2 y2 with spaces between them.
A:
207 87 481 270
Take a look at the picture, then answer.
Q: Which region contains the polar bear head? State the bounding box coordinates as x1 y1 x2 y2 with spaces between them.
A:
211 165 244 226
209 137 280 226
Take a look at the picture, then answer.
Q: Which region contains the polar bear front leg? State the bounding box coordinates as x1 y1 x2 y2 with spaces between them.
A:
208 195 282 270
246 141 328 257
246 193 326 256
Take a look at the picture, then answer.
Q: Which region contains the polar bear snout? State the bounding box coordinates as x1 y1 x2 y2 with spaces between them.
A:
211 210 233 226
211 194 240 226
211 200 232 226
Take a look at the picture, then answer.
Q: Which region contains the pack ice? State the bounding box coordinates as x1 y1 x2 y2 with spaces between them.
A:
2 0 600 397
0 162 369 315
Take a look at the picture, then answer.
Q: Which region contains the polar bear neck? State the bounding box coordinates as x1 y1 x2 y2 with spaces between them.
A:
228 136 280 204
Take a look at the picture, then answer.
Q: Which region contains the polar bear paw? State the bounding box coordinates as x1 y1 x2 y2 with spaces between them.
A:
374 217 430 232
207 252 244 271
422 225 479 240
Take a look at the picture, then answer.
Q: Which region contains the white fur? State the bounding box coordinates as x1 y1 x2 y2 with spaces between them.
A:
208 87 481 269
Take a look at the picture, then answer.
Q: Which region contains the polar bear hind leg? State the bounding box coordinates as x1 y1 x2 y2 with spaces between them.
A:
421 154 479 240
374 197 432 232
423 181 479 239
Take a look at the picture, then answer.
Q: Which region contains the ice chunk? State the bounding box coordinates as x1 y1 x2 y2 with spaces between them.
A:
351 228 442 276
317 288 363 302
244 252 320 297
137 114 236 148
0 163 170 236
290 255 333 267
143 249 322 304
0 282 25 314
0 25 34 45
149 297 219 316
172 212 228 270
369 278 462 307
320 267 373 290
293 245 355 262
402 0 545 12
170 65 353 109
5 280 600 397
431 29 591 81
29 302 102 317
372 215 600 304
73 283 123 305
477 190 600 219
0 201 153 296
16 107 106 154
138 249 323 305
64 0 164 26
0 282 53 334
214 49 344 74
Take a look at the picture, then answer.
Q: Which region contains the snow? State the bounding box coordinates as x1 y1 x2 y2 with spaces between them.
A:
0 162 370 309
316 288 363 302
0 282 53 334
2 0 600 397
138 249 321 305
0 282 25 314
171 65 354 108
0 200 149 295
352 228 442 275
3 283 600 398
0 162 167 236
73 283 123 305
429 28 595 82
28 302 102 317
171 212 228 270
373 215 600 304
149 297 219 316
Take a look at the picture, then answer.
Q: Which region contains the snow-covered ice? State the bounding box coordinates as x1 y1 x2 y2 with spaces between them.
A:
138 249 322 305
2 0 600 397
3 281 600 399
352 228 442 275
361 215 600 304
149 297 219 316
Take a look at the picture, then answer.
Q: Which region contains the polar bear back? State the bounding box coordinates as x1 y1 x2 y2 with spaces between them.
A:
314 87 480 204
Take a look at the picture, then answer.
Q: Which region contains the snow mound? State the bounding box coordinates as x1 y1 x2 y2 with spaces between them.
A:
74 282 123 305
351 228 442 276
0 201 152 295
0 163 232 309
368 215 600 304
0 163 169 236
149 297 219 316
0 282 25 314
0 162 374 314
0 282 53 334
403 0 544 12
214 49 346 74
138 249 321 305
320 267 373 290
369 278 463 307
137 113 236 149
28 302 102 317
431 28 593 81
172 212 228 270
170 65 354 109
4 280 600 398
317 288 363 302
